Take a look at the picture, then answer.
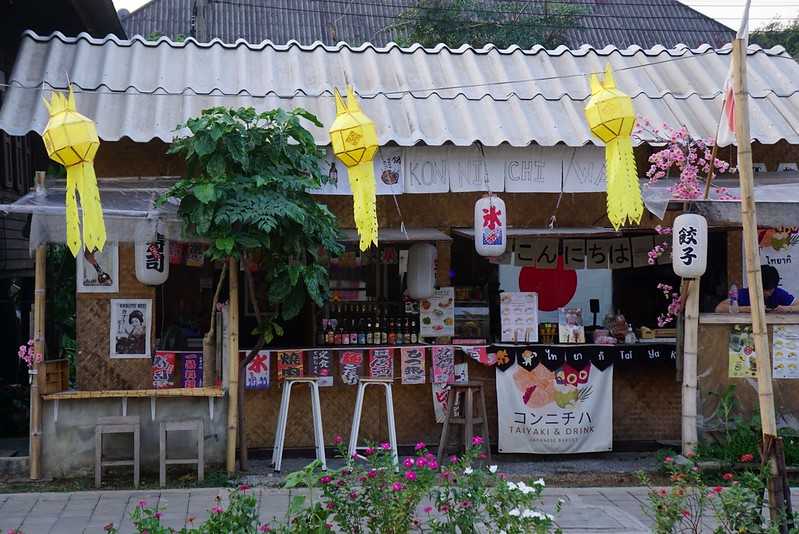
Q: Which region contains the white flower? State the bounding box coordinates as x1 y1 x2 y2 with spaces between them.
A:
488 465 498 473
546 513 554 521
523 510 545 519
499 531 507 534
506 481 518 491
464 467 474 475
533 478 546 487
557 498 566 505
517 482 534 495
509 508 521 517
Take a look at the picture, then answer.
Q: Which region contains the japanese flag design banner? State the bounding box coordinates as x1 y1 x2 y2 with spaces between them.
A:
495 361 612 454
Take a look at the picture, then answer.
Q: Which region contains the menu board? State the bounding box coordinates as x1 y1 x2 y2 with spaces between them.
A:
500 292 539 343
773 325 799 379
420 287 455 337
729 325 757 378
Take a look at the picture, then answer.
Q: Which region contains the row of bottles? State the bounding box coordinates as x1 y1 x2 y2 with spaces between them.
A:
318 303 418 346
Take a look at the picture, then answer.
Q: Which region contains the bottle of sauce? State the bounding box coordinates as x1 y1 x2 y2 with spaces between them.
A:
324 321 335 346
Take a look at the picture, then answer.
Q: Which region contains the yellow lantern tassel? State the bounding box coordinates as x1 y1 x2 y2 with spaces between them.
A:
605 136 643 230
584 64 643 230
41 87 106 256
329 85 379 251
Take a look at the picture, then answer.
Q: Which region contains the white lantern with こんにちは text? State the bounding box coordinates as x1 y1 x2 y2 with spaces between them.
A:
407 243 437 299
672 214 707 278
474 194 507 257
135 235 170 285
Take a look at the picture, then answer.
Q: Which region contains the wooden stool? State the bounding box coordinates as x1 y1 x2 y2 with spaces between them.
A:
159 419 204 488
271 377 326 473
348 378 398 466
437 381 491 463
95 415 140 488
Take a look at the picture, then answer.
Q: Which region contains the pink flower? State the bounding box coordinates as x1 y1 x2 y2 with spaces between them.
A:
428 460 439 470
711 485 723 495
380 442 391 450
154 512 162 520
326 502 335 510
403 457 414 468
424 506 433 514
449 455 458 463
334 435 343 445
471 435 484 446
349 491 358 500
238 483 251 492
258 525 272 533
367 469 377 479
415 441 426 451
392 482 403 492
663 456 673 464
415 457 427 468
460 500 472 509
138 500 148 508
364 447 375 456
723 472 734 481
740 453 754 463
211 505 224 514
319 475 332 485
405 470 417 481
682 510 691 518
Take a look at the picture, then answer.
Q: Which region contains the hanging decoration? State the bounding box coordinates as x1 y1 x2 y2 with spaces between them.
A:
41 87 106 256
672 214 708 278
135 233 170 285
329 85 379 251
584 65 642 230
407 243 437 300
474 193 507 257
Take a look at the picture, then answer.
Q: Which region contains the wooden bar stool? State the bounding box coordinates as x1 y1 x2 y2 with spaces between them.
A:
437 381 491 464
348 378 398 466
271 377 326 473
95 415 140 488
159 419 204 488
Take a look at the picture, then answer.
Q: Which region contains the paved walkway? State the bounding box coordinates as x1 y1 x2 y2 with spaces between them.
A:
0 486 795 533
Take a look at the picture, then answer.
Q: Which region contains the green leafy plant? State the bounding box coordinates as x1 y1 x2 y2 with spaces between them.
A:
162 106 343 467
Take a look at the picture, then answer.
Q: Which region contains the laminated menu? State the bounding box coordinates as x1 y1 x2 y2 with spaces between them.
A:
500 292 539 343
773 325 799 379
419 287 455 337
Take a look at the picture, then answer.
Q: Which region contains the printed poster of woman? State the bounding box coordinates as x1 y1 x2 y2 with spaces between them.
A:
110 299 152 358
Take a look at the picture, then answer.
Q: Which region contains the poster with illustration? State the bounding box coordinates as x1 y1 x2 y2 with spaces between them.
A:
454 362 469 385
500 292 539 342
340 351 364 385
420 287 455 337
729 325 757 378
558 307 585 344
110 299 151 358
758 227 799 298
245 350 270 390
309 349 334 387
181 352 203 388
431 345 455 384
369 348 394 379
432 382 451 423
77 243 118 293
496 360 612 453
401 347 426 384
773 326 799 379
152 351 176 388
276 350 303 381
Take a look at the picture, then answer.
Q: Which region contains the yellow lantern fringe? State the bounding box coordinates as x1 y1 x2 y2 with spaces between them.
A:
42 88 106 256
584 65 643 230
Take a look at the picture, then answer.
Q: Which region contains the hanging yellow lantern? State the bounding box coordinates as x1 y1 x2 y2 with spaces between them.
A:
584 64 643 230
329 85 379 251
41 88 106 256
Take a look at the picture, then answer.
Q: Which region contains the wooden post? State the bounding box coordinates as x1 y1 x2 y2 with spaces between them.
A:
732 37 786 526
30 245 46 480
681 279 699 455
226 258 240 474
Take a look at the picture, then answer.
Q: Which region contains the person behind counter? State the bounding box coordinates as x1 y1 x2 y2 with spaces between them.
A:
715 265 799 313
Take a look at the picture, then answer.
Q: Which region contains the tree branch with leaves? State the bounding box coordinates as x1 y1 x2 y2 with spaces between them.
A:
160 106 343 470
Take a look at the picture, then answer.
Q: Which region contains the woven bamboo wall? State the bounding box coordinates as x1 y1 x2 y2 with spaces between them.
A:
76 243 155 390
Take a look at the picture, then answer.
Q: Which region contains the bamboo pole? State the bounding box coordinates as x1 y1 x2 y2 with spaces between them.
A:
732 38 786 526
681 279 699 455
30 245 46 480
226 258 240 474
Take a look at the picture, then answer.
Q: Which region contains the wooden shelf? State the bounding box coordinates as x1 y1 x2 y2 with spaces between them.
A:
700 313 799 325
42 387 225 401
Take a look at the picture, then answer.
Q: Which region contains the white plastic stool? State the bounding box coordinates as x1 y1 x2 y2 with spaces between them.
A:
348 378 398 466
271 377 326 473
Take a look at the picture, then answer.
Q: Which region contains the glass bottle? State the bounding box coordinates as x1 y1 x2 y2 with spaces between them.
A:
373 318 381 346
325 320 335 346
387 319 397 345
380 315 389 345
366 318 374 345
410 319 418 344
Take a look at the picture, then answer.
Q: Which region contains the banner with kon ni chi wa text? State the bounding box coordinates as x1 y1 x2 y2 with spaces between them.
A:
496 361 612 454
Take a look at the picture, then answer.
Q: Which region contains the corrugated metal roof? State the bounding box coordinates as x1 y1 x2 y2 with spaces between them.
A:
1 31 797 147
119 0 734 49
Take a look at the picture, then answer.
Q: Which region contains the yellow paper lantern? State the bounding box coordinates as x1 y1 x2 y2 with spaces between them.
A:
41 88 106 256
584 65 643 230
329 86 379 251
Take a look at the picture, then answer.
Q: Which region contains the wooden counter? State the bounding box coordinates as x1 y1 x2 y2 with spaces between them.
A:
700 313 799 325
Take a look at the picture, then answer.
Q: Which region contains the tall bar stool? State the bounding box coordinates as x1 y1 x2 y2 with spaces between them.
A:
271 377 326 473
159 419 204 488
348 378 398 466
437 381 491 464
95 415 140 488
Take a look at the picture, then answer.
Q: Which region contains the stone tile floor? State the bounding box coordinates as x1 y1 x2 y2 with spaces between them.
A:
1 485 788 533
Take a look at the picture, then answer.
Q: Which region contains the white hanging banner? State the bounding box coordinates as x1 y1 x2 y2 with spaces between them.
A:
498 145 563 193
404 146 452 194
562 146 606 193
311 148 404 196
496 362 613 454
